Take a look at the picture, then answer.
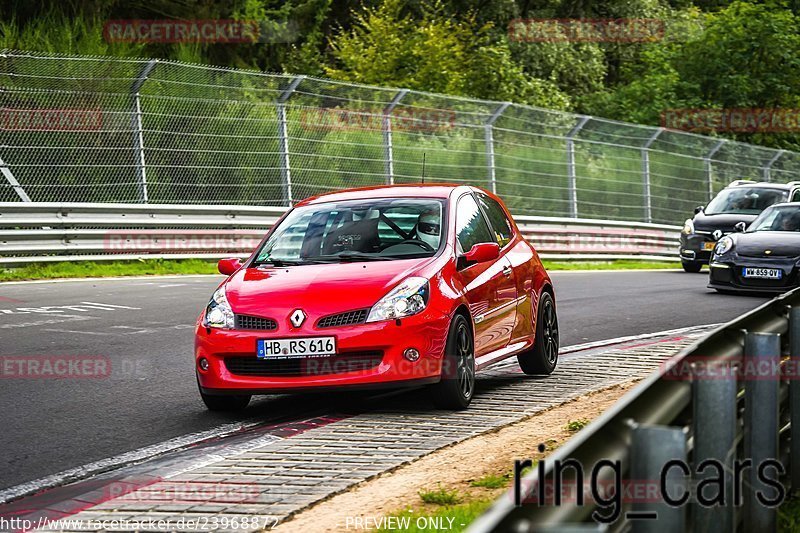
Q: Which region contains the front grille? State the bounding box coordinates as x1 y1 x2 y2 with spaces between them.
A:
234 314 278 331
224 351 383 377
317 309 369 328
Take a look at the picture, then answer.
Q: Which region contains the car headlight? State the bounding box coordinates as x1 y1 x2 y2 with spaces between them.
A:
203 285 234 329
715 236 734 256
366 277 429 323
682 219 694 235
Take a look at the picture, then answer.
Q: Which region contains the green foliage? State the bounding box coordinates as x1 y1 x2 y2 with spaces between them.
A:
0 259 220 281
566 418 590 432
418 485 462 505
470 474 511 489
325 0 570 109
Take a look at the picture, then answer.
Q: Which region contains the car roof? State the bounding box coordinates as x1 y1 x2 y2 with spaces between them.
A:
296 184 477 206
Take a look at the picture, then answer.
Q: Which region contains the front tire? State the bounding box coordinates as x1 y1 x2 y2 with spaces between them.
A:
682 261 703 273
429 314 475 410
198 381 251 412
517 292 559 375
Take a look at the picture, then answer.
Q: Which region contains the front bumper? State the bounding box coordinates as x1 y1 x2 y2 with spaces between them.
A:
679 233 717 263
708 256 800 294
195 309 451 394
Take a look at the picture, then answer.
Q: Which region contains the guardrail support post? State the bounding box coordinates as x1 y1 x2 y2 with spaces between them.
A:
791 308 800 491
692 365 736 532
743 331 781 533
705 141 725 203
566 116 590 218
131 59 157 204
276 76 305 206
641 129 663 224
484 103 511 195
383 90 408 185
630 425 687 533
763 150 785 183
0 155 31 201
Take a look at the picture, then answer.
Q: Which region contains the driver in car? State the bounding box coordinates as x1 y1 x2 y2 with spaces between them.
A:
780 212 800 231
413 210 442 249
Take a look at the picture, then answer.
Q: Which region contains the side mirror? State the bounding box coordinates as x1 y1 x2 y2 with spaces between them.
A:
694 206 705 215
733 221 747 233
463 242 500 265
218 257 243 276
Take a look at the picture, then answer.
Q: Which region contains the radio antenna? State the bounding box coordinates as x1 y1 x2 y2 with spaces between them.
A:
421 153 426 184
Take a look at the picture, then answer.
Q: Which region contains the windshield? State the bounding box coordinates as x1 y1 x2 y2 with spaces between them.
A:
252 198 445 265
749 205 800 232
705 187 787 215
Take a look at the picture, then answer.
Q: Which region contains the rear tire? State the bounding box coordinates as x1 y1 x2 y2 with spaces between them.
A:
517 292 559 375
429 314 475 410
198 381 251 412
682 261 703 273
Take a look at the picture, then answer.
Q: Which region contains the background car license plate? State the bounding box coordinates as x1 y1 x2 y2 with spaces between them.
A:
703 242 716 251
742 267 782 279
257 337 337 359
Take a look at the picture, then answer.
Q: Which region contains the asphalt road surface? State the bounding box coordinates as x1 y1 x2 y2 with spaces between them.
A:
0 270 770 491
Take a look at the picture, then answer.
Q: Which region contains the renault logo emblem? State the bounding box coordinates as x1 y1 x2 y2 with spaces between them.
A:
290 309 306 328
712 230 723 240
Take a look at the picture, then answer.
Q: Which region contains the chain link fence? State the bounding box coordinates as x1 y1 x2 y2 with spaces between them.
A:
3 50 800 224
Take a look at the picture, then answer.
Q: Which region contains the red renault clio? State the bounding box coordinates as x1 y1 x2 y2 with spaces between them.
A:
195 185 558 410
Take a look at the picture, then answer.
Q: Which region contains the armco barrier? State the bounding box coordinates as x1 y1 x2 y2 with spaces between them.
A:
0 203 679 265
468 287 800 532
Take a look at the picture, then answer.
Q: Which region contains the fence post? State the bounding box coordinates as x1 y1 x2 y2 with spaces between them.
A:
742 331 781 533
383 89 408 185
276 76 305 206
791 307 800 491
566 116 590 218
484 103 511 195
763 150 785 183
630 425 687 533
692 364 736 532
705 141 725 203
130 59 157 204
0 155 31 201
641 128 663 224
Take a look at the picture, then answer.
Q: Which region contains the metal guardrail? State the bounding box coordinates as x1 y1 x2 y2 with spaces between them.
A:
0 203 679 265
469 287 800 533
3 50 800 225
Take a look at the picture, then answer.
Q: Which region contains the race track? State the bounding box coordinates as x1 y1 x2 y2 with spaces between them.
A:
0 270 769 492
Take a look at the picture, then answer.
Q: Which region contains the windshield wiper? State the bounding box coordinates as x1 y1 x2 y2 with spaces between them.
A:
315 252 393 262
252 258 309 267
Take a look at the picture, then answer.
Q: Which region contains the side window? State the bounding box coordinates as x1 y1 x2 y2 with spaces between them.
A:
792 190 800 202
455 194 495 252
477 194 514 247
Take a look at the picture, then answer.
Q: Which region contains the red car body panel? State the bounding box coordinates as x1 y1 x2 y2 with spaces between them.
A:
195 184 554 394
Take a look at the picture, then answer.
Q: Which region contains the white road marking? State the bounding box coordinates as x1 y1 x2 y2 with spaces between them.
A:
0 302 141 315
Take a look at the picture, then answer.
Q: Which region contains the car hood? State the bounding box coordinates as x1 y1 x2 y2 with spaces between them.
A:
224 258 434 318
693 212 758 233
734 232 800 258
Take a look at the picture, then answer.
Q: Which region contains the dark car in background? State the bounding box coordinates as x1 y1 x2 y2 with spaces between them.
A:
680 180 800 272
708 203 800 293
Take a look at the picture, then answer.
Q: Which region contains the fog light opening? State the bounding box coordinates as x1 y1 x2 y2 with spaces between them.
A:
403 348 421 362
198 357 209 371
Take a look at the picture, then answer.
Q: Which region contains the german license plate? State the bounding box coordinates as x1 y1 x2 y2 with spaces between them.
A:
742 267 782 280
257 337 337 359
703 242 716 251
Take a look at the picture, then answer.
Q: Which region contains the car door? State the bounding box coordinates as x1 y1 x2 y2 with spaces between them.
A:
454 193 517 357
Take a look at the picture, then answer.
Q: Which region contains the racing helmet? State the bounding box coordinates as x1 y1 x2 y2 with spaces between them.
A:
416 210 441 249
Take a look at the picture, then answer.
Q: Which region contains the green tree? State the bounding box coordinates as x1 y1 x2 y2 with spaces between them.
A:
325 0 570 109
